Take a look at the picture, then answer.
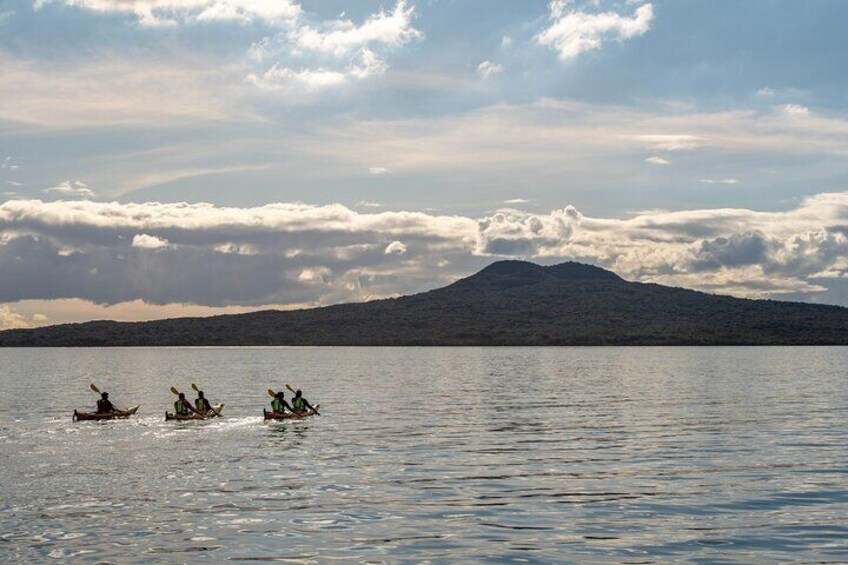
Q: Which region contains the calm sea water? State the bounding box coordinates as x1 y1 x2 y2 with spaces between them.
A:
0 347 846 563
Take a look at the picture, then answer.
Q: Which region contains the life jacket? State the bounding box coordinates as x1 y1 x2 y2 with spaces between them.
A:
292 397 306 410
174 400 188 415
97 399 112 413
271 398 284 413
196 398 208 412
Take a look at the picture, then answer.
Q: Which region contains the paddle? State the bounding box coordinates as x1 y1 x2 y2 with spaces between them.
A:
192 383 221 417
268 388 277 398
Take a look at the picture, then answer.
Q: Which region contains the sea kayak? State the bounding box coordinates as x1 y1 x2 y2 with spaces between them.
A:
73 405 140 421
263 404 320 421
165 403 225 421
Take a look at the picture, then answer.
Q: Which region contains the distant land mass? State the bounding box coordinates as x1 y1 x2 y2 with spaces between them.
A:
2 261 848 346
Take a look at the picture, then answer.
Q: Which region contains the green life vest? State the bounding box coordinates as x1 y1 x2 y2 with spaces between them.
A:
271 398 284 413
174 400 188 415
292 397 306 410
196 398 208 412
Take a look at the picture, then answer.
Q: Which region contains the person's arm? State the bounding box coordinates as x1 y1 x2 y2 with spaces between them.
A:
304 399 320 415
282 400 294 413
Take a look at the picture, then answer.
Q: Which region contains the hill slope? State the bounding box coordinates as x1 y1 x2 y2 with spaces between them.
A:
1 260 847 346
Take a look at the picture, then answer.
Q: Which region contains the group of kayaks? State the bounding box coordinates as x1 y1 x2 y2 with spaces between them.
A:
72 383 320 422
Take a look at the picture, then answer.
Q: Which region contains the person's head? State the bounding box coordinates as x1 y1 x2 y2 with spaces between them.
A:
198 391 205 398
178 392 185 399
276 391 285 399
101 392 108 400
295 390 302 397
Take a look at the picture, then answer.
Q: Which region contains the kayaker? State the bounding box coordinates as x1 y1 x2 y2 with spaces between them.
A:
96 392 117 414
194 390 213 414
270 391 293 415
291 389 319 415
174 392 201 417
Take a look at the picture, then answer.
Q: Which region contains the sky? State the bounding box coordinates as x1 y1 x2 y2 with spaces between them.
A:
2 0 848 328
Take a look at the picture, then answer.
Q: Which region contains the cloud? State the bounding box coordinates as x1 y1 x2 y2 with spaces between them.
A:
0 305 35 330
700 178 740 185
537 2 655 59
248 1 420 92
37 0 303 27
43 180 95 199
634 134 703 152
0 53 254 128
645 156 671 165
247 65 349 91
503 198 530 204
477 60 504 78
784 104 810 117
2 195 848 310
368 167 390 175
286 0 421 57
132 233 170 249
356 201 383 208
384 240 407 255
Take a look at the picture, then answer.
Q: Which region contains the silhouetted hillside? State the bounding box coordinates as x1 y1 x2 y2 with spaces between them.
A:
2 260 847 346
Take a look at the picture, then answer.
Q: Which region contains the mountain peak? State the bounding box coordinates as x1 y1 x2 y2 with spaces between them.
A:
545 261 623 282
464 260 622 286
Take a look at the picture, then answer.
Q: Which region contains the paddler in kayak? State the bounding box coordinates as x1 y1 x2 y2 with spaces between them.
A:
96 392 117 414
269 391 293 416
291 389 319 415
194 390 215 415
174 392 202 417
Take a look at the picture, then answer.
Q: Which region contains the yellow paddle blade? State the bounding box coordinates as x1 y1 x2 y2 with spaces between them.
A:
170 386 180 395
286 384 296 393
267 389 276 397
191 383 200 392
89 383 100 394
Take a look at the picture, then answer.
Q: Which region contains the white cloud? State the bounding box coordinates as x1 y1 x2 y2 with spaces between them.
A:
503 198 530 204
132 233 170 249
501 35 513 48
784 104 810 117
43 180 95 199
634 134 703 151
247 1 420 92
384 240 407 255
701 178 740 185
287 0 421 57
368 167 389 175
248 65 348 91
537 2 654 59
247 47 388 91
0 304 48 330
356 201 383 208
38 0 303 27
645 156 671 165
477 60 504 78
757 86 775 98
